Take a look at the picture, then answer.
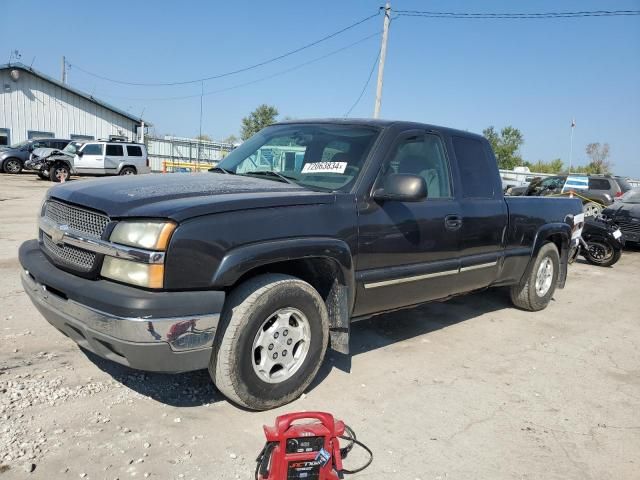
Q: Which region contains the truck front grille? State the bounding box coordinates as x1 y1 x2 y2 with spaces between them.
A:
41 200 110 273
44 200 109 239
42 233 96 272
616 219 640 235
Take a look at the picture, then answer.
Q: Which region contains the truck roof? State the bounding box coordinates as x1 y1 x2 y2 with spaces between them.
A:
274 118 486 142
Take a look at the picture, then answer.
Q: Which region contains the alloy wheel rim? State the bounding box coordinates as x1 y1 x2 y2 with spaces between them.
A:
6 160 20 173
55 168 68 181
535 257 554 297
588 242 612 261
251 307 310 384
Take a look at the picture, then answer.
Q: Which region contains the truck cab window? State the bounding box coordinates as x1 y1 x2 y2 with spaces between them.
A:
453 136 496 199
381 134 452 198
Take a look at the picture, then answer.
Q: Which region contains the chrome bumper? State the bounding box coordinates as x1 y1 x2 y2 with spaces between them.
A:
21 270 218 352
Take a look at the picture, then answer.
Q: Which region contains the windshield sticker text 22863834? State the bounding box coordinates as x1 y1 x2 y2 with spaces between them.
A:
301 162 347 174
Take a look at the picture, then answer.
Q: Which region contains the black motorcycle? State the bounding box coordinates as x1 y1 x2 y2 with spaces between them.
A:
570 216 624 267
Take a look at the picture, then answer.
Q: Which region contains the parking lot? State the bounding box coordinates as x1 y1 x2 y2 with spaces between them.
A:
1 173 639 479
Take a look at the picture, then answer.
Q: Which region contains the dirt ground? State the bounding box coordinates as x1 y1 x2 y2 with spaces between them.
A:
1 173 639 480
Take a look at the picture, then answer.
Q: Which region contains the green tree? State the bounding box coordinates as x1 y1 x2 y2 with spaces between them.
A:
222 134 239 145
241 104 279 140
524 158 564 173
483 126 524 169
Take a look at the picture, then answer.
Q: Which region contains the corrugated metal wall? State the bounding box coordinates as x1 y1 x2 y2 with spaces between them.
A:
0 69 137 144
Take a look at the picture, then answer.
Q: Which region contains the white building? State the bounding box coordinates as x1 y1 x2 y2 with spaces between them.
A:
0 63 148 146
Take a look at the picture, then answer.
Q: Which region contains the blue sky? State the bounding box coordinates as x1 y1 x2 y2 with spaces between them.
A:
3 0 640 176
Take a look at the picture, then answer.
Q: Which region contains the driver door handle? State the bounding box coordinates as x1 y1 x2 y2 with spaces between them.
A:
445 215 463 231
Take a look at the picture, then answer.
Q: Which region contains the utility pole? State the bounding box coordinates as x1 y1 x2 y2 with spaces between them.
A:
373 1 391 119
569 118 575 172
197 80 203 172
61 56 67 84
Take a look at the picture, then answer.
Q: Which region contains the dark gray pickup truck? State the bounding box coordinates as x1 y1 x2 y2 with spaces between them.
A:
19 119 583 409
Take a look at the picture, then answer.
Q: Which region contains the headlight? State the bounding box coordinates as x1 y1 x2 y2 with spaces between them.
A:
101 257 164 289
110 221 176 250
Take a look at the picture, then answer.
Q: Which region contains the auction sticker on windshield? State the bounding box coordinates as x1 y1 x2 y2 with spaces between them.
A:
301 162 347 174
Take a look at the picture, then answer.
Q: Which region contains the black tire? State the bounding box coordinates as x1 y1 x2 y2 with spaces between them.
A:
3 158 22 174
49 163 70 182
119 166 137 175
583 201 602 217
209 273 329 410
510 242 560 311
584 240 622 267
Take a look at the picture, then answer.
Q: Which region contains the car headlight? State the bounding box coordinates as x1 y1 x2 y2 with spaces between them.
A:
101 257 165 289
101 221 176 288
109 221 176 250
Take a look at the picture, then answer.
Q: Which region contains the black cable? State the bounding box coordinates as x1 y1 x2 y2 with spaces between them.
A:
344 45 379 117
395 9 640 19
91 31 382 102
69 11 381 87
339 424 373 475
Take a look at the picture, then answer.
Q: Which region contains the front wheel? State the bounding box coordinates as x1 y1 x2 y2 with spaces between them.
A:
510 242 560 311
584 240 621 267
49 163 70 182
210 274 329 410
3 158 22 174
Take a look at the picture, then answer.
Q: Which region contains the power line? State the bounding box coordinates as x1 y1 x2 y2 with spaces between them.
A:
395 9 640 19
344 47 379 117
93 31 383 103
68 11 381 87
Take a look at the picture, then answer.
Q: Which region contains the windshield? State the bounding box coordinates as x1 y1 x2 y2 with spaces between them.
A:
620 188 640 204
9 140 30 149
217 124 380 192
62 142 82 155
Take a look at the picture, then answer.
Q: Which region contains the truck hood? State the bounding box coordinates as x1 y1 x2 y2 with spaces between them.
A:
48 172 335 221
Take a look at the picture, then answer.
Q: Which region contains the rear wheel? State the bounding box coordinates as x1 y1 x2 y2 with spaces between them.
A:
119 166 137 175
49 163 70 182
3 158 22 174
510 242 560 311
210 274 329 410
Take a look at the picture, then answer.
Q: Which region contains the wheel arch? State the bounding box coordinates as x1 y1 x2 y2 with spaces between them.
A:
522 223 572 289
212 238 355 354
117 163 137 174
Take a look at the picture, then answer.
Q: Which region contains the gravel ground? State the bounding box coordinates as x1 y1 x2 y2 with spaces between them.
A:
0 173 639 479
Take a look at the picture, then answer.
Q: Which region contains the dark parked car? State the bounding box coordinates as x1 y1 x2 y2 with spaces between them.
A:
508 174 632 216
603 188 640 244
0 138 71 174
19 119 582 410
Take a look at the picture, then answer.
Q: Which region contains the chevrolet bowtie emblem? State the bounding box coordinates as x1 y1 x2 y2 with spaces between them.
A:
52 224 69 245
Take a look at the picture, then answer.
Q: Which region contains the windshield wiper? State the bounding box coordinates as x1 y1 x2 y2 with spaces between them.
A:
208 166 235 174
241 171 297 185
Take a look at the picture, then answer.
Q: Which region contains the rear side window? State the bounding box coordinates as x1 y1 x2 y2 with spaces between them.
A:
453 136 496 198
82 144 103 155
106 144 124 156
588 178 611 190
126 145 143 156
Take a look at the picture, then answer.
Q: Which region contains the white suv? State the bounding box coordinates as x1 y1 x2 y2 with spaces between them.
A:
71 140 150 176
38 139 151 182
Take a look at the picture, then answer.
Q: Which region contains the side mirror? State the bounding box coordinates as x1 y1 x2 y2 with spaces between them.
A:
76 150 84 157
373 173 427 202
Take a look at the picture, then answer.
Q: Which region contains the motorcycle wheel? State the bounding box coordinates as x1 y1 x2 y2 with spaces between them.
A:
584 240 622 267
